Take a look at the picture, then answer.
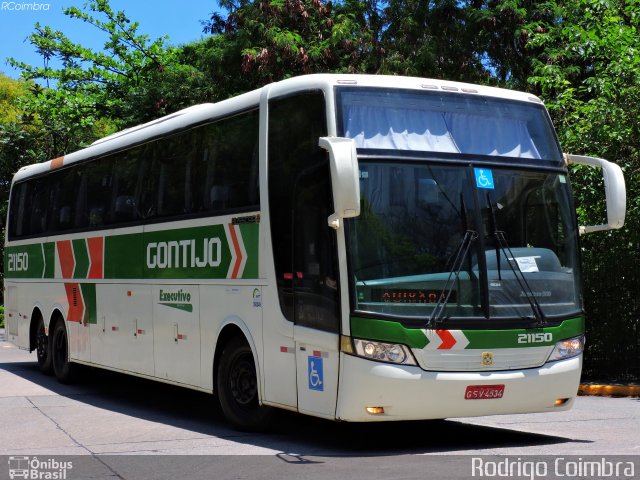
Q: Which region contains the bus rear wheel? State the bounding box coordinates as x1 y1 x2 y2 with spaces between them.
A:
51 321 76 384
35 317 53 375
217 337 274 431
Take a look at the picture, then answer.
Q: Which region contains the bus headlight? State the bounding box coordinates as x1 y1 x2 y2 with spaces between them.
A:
547 335 585 362
353 339 417 365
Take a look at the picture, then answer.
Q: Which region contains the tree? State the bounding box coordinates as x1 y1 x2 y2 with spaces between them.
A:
201 0 371 89
528 0 640 381
8 0 208 132
0 74 38 301
380 0 487 80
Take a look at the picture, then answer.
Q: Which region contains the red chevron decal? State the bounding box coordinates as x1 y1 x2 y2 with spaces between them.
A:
436 330 456 349
57 240 75 279
228 224 243 279
64 283 85 323
86 236 104 279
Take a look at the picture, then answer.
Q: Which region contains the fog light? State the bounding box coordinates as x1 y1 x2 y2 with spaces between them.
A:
554 398 570 406
366 406 385 415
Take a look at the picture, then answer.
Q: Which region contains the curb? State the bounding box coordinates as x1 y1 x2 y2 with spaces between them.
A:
578 384 640 397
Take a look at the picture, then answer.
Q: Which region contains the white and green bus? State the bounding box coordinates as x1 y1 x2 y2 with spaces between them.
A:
4 74 626 429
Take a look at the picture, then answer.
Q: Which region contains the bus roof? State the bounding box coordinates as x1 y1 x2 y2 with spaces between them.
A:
11 74 544 184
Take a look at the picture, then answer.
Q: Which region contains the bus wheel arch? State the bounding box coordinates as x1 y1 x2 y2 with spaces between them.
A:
30 307 53 375
213 322 273 430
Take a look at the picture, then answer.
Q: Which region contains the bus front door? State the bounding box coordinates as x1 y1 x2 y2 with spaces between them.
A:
292 165 341 419
295 325 339 418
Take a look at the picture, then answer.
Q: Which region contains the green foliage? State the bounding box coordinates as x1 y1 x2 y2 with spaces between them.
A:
8 0 206 130
380 0 486 80
528 0 640 380
0 306 4 329
0 75 29 124
201 0 372 89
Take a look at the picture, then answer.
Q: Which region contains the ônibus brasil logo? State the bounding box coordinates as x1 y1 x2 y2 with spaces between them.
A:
8 456 72 480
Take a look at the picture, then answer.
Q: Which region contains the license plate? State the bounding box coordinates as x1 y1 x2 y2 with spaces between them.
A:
464 384 505 400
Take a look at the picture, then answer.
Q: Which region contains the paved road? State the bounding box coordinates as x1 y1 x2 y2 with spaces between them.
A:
1 333 638 479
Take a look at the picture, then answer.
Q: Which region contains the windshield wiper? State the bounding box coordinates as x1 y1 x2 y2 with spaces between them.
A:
486 195 547 327
426 229 478 328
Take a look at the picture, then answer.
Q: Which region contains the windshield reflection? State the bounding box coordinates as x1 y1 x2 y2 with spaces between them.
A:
346 162 581 324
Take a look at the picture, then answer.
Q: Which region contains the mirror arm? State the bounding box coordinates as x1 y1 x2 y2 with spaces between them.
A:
319 137 361 230
565 153 626 235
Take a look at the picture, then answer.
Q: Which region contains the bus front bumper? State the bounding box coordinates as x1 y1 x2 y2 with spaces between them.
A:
335 353 582 422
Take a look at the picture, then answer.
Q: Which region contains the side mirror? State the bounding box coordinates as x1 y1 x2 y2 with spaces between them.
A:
319 137 361 229
565 154 626 234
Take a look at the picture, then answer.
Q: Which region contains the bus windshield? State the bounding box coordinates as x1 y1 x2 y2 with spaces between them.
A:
337 88 580 325
337 88 563 164
345 163 581 323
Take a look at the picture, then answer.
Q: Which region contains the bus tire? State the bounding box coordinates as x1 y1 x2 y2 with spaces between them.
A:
216 336 274 431
35 317 53 375
51 320 77 384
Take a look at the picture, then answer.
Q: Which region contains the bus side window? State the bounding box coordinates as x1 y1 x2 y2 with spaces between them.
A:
200 110 260 215
155 132 194 218
8 182 27 239
111 149 142 224
76 160 112 229
137 145 158 220
50 168 80 233
25 178 50 236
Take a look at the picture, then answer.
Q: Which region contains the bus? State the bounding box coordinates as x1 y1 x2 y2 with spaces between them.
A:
3 74 626 429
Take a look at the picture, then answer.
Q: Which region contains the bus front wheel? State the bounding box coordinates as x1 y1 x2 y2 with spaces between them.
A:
51 321 76 384
216 337 273 431
35 317 53 375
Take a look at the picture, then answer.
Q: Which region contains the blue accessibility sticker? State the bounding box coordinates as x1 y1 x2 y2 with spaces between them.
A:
474 168 495 189
308 356 324 391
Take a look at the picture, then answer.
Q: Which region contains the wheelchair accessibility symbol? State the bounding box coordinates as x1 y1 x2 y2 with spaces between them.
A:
474 168 495 189
308 356 324 391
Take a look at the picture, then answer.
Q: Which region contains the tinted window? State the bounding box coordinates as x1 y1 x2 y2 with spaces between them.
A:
8 182 27 238
6 109 260 240
268 92 340 330
293 164 340 332
111 148 145 224
24 177 50 237
77 160 113 229
143 110 259 221
197 110 260 213
50 169 81 232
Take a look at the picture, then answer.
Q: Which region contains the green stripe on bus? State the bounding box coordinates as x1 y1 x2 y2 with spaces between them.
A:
43 242 55 278
4 244 46 279
6 223 260 280
350 316 429 349
142 224 232 279
104 233 143 279
350 316 584 349
462 317 584 349
72 239 90 278
239 223 259 279
80 283 97 325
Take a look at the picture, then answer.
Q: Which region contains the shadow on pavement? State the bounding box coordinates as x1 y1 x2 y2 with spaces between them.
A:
1 358 588 456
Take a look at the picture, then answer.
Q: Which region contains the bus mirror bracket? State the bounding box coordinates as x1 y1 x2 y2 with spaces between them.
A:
564 153 626 235
319 137 361 230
